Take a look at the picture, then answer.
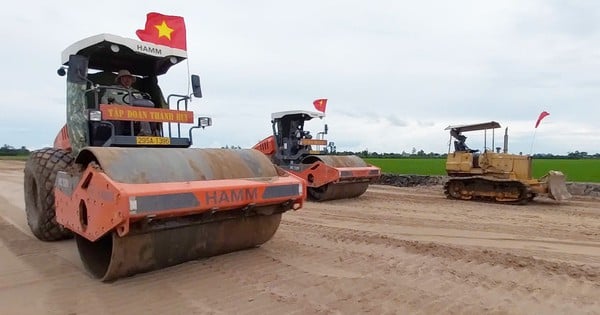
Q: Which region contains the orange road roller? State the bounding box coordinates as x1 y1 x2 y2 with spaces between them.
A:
253 110 380 201
23 34 305 281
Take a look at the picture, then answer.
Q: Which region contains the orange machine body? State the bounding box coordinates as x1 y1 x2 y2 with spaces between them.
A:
55 162 304 242
253 135 380 189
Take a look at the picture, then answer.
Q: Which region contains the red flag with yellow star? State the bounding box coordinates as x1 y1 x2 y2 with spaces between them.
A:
136 12 187 50
313 99 327 112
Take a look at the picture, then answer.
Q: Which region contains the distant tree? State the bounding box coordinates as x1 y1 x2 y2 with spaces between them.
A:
0 144 30 156
567 150 588 159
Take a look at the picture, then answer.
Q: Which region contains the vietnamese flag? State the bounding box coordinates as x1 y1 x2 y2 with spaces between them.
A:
136 12 187 50
313 99 327 113
535 111 550 128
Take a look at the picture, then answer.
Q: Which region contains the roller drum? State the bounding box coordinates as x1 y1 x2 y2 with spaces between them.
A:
72 147 287 281
76 213 282 281
306 155 368 168
77 147 279 183
302 155 371 201
308 182 369 201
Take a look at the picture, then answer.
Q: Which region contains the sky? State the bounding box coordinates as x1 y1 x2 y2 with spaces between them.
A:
1 0 599 155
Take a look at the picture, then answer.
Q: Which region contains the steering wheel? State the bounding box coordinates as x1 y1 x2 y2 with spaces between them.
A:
121 92 152 105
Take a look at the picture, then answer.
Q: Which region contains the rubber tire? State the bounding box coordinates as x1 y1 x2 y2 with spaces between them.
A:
24 148 74 241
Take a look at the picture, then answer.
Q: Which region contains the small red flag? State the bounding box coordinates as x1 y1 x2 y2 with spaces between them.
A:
136 12 187 50
313 99 327 112
535 111 550 128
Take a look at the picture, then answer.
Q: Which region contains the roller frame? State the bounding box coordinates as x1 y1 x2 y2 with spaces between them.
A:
280 161 380 188
55 163 305 242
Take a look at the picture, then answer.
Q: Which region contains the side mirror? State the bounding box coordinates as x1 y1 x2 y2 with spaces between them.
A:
324 124 328 134
191 75 202 98
198 116 212 128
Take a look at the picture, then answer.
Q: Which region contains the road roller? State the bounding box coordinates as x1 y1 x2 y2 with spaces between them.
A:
253 110 380 201
23 34 305 281
444 121 571 204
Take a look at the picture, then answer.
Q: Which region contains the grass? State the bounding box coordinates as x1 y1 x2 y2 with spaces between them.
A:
365 158 600 183
365 158 447 176
531 159 600 183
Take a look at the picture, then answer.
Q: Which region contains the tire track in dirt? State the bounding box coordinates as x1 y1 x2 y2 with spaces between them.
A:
281 220 600 282
275 219 600 313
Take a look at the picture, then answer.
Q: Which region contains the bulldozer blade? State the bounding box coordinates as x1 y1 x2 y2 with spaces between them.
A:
544 170 572 201
75 213 282 282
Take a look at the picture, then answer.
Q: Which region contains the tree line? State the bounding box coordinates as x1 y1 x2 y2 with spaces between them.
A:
3 144 598 159
346 149 600 159
0 144 31 156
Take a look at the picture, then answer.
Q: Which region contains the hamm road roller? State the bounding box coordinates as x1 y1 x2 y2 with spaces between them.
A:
444 121 571 204
253 110 380 201
23 34 305 281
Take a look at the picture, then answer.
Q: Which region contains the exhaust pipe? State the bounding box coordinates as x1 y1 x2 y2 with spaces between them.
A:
503 127 508 153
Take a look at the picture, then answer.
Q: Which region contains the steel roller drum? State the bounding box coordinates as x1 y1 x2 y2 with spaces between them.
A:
73 147 286 281
302 155 370 201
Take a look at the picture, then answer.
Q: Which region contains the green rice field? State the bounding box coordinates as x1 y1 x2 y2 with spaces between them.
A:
365 158 600 183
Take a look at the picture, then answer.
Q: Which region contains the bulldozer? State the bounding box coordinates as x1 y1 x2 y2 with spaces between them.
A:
23 34 305 281
443 121 571 204
253 110 380 201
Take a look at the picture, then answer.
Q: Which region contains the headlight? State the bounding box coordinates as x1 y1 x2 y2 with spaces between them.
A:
89 110 102 121
198 117 212 128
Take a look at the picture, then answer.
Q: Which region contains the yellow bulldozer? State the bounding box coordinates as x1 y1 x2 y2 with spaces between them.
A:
23 34 305 281
444 121 571 204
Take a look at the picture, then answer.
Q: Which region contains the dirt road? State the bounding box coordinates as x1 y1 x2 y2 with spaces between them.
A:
1 159 599 314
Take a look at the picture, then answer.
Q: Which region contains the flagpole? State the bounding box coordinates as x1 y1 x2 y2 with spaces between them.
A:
186 59 191 98
530 128 537 156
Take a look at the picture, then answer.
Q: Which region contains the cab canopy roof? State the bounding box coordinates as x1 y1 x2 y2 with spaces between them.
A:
444 121 501 133
271 110 326 120
61 33 187 76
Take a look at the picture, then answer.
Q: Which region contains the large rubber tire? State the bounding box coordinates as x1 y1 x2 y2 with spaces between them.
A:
24 148 74 241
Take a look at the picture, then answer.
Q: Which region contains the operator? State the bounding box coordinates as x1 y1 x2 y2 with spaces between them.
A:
101 69 140 105
294 125 312 140
455 134 479 153
101 69 152 136
455 135 468 151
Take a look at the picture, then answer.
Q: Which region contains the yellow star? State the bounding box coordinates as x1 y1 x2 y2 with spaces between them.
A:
154 21 174 40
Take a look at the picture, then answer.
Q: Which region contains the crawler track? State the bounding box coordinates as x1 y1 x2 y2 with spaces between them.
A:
444 177 533 204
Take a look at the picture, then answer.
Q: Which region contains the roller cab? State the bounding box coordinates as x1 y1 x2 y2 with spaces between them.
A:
253 110 380 201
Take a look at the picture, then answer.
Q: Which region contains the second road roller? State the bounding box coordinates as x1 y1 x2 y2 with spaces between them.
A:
253 110 380 201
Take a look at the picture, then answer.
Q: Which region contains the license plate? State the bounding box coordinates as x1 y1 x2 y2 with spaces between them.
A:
136 136 171 145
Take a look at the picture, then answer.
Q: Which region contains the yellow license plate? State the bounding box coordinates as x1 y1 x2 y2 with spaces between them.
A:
136 136 171 145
